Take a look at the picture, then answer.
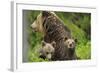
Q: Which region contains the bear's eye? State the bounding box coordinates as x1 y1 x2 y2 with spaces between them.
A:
46 52 49 54
72 42 74 44
51 52 53 54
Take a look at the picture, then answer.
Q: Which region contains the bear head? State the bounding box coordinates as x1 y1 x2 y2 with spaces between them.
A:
39 41 56 60
30 11 57 34
64 38 77 50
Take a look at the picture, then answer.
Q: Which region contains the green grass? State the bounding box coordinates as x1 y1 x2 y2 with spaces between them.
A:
76 41 91 59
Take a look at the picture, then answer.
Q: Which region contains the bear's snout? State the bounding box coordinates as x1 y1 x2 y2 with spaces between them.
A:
39 55 46 59
30 24 37 32
69 44 72 47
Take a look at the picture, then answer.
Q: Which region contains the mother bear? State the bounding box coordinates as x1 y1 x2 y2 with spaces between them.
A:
31 11 76 60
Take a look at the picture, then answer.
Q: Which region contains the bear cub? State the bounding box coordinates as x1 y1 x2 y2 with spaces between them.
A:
64 38 78 60
39 41 56 60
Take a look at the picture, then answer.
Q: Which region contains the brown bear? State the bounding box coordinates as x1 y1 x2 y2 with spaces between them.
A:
64 38 78 60
39 41 56 60
31 11 75 60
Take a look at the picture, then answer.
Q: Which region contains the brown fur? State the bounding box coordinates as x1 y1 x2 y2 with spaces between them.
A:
64 38 78 60
39 41 56 60
42 11 72 60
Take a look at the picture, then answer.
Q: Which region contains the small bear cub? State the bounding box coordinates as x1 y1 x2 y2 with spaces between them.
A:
64 38 76 50
39 41 56 60
64 38 78 60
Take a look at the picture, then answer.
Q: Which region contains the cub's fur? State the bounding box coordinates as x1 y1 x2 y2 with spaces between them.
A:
64 38 78 60
39 41 56 60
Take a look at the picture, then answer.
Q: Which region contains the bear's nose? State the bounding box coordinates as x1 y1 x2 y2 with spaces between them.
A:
30 25 37 32
69 44 72 47
39 55 46 59
30 25 33 29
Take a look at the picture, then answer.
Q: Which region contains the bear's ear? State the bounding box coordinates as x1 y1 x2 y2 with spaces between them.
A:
51 41 56 47
71 37 77 43
74 38 77 43
64 37 68 41
42 11 51 17
42 41 46 46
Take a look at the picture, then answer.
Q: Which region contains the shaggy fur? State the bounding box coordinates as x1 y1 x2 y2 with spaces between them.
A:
43 11 71 42
64 38 78 60
42 11 72 60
